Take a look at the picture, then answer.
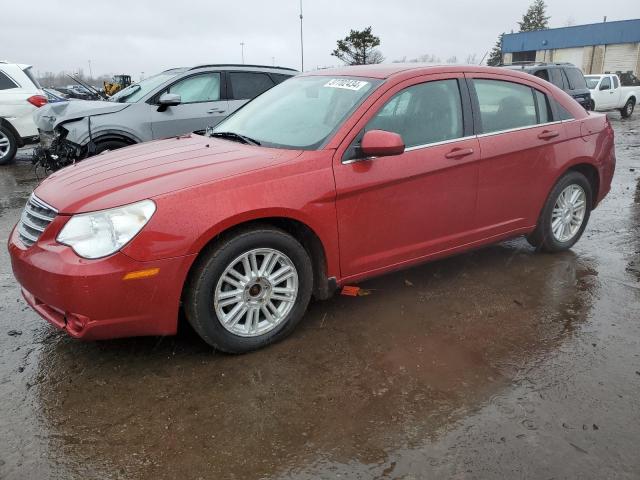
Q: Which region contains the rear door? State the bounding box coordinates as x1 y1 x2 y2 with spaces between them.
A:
226 71 276 115
333 74 480 278
149 71 228 139
466 73 566 236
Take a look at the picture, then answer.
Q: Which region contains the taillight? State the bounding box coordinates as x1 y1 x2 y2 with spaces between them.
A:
27 95 48 108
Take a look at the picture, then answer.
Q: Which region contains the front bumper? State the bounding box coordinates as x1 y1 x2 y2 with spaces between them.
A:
32 130 81 171
8 223 195 340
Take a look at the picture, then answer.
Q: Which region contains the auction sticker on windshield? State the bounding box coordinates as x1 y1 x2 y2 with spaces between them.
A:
324 79 369 90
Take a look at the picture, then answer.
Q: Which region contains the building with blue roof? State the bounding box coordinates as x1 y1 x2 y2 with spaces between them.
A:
501 19 640 75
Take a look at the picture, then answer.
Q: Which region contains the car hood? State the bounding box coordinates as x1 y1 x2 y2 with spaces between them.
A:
33 100 130 131
35 134 303 214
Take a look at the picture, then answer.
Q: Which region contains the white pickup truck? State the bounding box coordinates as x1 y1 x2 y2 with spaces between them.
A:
584 73 637 118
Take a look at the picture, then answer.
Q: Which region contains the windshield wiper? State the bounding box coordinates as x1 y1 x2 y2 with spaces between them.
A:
210 131 261 146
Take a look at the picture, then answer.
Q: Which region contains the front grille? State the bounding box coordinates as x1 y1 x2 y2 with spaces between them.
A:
18 194 57 247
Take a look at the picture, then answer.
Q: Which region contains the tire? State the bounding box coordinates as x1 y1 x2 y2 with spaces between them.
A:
527 171 592 253
620 98 635 118
184 226 314 353
588 99 596 111
0 124 18 165
93 139 130 156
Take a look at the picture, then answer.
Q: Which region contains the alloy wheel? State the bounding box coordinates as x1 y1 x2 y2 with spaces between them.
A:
551 184 587 242
0 131 10 160
214 248 299 337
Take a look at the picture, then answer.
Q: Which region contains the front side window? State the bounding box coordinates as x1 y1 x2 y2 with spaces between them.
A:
213 76 381 149
0 71 18 90
110 71 181 103
230 72 275 100
474 79 538 133
168 73 220 103
600 77 611 90
365 79 464 147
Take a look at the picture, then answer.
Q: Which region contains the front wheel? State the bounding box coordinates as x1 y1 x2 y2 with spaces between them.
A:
527 171 592 252
620 99 635 118
184 227 313 353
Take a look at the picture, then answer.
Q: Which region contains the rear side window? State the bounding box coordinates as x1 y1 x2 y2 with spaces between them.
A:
613 76 619 88
549 69 566 89
230 72 275 100
473 79 537 133
533 69 550 82
564 68 587 90
365 79 464 147
0 71 18 90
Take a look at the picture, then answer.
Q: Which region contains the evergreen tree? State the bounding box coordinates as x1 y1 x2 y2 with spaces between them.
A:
331 27 384 65
486 34 504 66
518 0 550 32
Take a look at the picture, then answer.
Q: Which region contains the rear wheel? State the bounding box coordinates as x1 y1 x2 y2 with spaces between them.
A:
0 125 18 165
527 171 592 252
184 227 313 353
620 98 635 118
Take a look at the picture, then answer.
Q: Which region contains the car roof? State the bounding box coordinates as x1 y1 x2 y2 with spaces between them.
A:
160 65 298 75
501 63 577 72
301 63 539 81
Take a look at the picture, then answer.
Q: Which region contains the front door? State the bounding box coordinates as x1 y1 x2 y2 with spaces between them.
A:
150 72 228 139
333 75 480 279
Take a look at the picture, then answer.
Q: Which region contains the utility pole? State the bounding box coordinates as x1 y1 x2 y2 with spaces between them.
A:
299 0 304 71
87 60 93 79
240 42 245 64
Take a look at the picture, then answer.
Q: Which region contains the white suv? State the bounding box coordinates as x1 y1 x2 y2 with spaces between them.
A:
0 62 48 164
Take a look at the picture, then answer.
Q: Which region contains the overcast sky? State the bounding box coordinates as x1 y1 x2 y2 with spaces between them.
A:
2 0 639 79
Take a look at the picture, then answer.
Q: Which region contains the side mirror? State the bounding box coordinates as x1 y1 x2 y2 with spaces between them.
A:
360 130 405 158
157 93 181 111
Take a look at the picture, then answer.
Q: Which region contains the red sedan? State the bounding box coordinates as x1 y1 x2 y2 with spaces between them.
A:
8 65 615 353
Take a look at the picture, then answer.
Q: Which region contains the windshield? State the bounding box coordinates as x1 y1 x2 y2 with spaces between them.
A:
585 76 602 89
213 75 382 149
109 71 181 103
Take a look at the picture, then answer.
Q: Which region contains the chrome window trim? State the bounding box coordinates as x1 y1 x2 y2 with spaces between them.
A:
404 135 477 152
476 120 562 138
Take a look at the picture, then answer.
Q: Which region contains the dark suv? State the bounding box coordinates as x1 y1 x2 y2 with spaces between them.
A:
502 63 592 110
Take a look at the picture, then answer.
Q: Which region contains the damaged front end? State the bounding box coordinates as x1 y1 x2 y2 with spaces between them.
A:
32 126 85 172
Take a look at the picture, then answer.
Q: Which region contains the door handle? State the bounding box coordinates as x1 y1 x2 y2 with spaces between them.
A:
444 147 474 159
537 130 559 140
207 109 226 114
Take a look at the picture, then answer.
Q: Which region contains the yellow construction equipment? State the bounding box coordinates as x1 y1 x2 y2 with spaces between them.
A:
103 75 132 97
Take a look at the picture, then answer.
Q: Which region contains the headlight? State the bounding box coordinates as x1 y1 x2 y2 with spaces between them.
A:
57 200 156 259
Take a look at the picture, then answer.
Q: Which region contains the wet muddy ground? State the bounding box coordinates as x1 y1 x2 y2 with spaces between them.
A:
1 116 639 480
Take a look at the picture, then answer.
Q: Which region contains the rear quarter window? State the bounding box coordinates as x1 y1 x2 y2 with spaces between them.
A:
270 73 294 85
22 67 41 89
0 71 18 90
